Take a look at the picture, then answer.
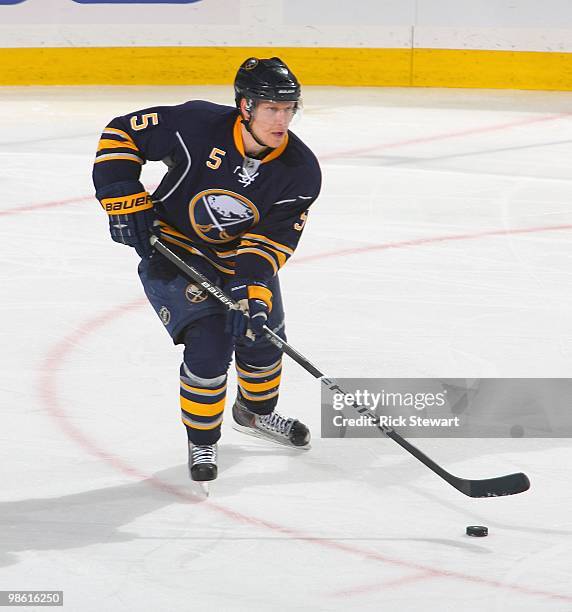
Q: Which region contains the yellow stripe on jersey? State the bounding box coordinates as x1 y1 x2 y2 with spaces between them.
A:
241 240 287 268
97 138 140 152
94 153 144 165
158 221 238 264
160 234 202 256
267 247 287 268
156 221 188 240
180 396 225 417
160 234 236 275
103 127 136 145
236 247 279 275
214 248 238 258
242 233 294 255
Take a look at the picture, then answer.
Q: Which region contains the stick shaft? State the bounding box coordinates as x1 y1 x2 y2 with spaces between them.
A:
150 237 530 498
151 237 325 377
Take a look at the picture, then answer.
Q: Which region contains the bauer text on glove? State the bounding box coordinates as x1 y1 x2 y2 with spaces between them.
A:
96 180 156 259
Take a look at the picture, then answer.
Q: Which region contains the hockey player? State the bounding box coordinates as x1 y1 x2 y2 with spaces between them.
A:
92 57 321 483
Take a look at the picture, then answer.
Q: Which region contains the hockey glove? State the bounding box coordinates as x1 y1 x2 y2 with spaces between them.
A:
97 181 156 259
226 280 273 341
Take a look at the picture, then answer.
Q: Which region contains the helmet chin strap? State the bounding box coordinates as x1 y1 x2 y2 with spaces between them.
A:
243 118 269 149
240 106 274 155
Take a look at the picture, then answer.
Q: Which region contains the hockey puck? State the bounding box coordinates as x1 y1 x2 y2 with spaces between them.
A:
466 525 488 537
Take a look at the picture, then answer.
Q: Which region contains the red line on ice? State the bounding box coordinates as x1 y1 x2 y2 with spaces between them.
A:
298 223 572 264
0 195 96 216
319 111 572 161
330 570 436 597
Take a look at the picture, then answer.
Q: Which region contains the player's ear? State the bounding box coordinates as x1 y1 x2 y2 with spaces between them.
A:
239 98 251 121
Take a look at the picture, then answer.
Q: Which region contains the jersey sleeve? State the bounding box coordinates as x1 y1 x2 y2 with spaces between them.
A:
92 105 177 200
235 166 322 282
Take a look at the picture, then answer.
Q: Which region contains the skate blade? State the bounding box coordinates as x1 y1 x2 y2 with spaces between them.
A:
189 480 211 497
232 423 311 450
198 481 210 497
188 469 213 497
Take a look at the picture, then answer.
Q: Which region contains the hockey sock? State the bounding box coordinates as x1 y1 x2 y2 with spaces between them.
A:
235 358 282 415
180 363 226 445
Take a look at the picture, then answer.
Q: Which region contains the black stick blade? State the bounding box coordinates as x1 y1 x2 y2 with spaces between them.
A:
386 430 531 498
456 472 531 498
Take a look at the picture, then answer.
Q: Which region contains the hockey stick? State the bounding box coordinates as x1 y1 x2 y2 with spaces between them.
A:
151 237 530 498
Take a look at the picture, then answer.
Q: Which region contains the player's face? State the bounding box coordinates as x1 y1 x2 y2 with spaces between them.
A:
249 101 297 148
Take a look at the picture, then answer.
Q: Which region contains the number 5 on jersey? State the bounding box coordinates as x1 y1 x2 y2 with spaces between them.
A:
294 210 308 231
206 148 226 170
130 112 159 131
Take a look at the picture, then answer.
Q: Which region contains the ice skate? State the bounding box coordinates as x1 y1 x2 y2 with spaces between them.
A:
188 443 217 495
232 398 311 449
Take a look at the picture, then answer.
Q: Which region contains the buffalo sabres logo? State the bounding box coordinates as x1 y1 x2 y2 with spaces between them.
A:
189 189 259 244
244 58 258 70
159 306 171 326
185 283 208 304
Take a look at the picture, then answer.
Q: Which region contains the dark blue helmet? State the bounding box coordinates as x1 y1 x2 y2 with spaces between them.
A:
234 57 301 108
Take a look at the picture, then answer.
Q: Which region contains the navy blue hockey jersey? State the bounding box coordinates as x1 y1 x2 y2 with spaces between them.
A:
93 101 321 282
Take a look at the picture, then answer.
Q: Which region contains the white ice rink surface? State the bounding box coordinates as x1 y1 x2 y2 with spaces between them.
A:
2 85 572 611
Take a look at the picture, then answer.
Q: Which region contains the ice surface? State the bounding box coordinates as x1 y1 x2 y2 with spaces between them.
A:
1 85 572 611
